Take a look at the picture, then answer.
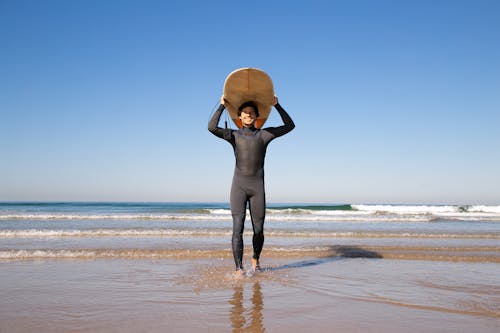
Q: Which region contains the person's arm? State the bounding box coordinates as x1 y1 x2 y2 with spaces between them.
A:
264 96 295 138
208 103 226 139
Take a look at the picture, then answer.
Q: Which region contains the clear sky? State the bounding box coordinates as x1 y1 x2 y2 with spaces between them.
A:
1 0 499 204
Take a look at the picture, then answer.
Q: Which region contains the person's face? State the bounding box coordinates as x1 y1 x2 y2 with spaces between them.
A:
239 107 257 127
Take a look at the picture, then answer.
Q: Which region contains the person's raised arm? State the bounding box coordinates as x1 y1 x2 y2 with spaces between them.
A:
265 96 295 138
208 96 228 139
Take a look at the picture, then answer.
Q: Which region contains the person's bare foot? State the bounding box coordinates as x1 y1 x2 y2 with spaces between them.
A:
232 269 245 279
251 258 261 272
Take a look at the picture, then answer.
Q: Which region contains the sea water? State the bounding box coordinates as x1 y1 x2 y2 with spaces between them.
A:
0 202 499 261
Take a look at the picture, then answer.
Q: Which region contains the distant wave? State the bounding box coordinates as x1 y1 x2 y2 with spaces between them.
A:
1 204 500 222
270 204 353 211
0 213 229 220
351 204 500 214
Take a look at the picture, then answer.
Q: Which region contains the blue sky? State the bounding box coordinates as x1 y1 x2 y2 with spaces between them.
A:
1 0 499 204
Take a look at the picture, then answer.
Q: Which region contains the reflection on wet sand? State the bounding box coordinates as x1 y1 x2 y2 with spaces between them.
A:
230 281 265 333
225 248 382 333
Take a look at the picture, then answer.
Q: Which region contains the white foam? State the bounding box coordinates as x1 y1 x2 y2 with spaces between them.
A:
0 249 95 259
0 229 231 238
352 204 500 214
208 209 232 215
2 204 500 222
352 204 458 214
467 205 500 214
1 228 498 240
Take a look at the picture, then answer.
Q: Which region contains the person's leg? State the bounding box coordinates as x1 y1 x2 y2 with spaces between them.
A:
249 184 265 270
230 182 247 270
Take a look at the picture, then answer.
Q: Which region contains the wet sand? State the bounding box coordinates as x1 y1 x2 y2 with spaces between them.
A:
1 253 499 332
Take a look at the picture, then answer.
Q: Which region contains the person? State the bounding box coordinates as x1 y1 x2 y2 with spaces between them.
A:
208 95 295 276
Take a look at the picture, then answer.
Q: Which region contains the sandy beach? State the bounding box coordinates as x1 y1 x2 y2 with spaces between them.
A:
1 254 499 333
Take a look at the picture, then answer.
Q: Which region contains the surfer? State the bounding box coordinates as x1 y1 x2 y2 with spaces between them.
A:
208 96 295 276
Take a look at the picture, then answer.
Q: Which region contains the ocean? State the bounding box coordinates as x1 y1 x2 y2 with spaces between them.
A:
1 202 499 332
1 202 499 261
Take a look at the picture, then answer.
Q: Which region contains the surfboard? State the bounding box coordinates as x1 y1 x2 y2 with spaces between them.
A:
223 67 274 129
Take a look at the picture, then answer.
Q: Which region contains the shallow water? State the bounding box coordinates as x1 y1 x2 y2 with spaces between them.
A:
1 258 499 333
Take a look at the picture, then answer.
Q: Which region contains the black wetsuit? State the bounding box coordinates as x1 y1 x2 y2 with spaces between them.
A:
208 103 295 270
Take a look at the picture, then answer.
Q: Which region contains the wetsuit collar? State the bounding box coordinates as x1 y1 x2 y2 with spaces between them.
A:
241 125 257 131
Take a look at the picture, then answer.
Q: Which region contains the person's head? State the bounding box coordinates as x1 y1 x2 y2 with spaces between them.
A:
238 101 259 127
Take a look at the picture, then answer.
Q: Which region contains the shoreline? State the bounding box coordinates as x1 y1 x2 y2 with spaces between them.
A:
2 243 500 263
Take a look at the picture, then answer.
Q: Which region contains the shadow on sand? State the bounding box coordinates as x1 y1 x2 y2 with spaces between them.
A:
266 245 382 271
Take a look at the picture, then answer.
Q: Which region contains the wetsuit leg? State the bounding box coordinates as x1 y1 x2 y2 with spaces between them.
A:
249 180 265 261
230 181 247 270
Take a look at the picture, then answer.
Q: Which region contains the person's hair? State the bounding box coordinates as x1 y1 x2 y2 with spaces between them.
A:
238 101 259 117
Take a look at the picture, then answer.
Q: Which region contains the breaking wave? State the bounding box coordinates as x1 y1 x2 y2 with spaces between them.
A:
2 203 500 222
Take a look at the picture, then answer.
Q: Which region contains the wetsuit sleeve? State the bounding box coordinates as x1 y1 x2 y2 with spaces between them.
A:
263 103 295 139
208 104 227 139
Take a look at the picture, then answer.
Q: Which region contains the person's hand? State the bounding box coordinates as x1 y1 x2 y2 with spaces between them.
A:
272 96 278 106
